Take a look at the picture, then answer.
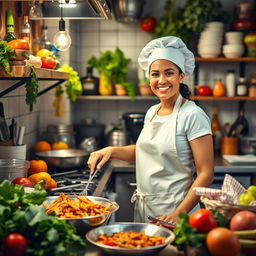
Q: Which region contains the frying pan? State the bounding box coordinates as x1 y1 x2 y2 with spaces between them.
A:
35 149 89 170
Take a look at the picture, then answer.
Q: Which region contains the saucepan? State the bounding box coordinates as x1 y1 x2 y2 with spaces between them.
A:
35 149 89 170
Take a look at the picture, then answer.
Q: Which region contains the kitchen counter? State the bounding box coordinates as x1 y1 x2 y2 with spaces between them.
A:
93 155 256 197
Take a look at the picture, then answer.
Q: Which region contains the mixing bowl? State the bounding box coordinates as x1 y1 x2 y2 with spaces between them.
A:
35 149 89 170
44 195 119 235
86 222 175 255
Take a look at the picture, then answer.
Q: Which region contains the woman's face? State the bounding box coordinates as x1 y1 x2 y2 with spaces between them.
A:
149 59 185 101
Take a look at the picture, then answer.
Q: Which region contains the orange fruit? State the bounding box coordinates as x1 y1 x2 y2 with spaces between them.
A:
29 159 48 175
34 141 51 152
52 141 69 150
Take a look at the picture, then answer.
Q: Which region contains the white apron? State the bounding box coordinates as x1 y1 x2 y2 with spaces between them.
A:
131 94 194 222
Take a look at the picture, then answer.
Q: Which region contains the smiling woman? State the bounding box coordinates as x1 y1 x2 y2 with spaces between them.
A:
87 36 214 224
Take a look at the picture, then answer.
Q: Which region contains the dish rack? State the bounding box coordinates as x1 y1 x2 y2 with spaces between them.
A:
201 196 256 219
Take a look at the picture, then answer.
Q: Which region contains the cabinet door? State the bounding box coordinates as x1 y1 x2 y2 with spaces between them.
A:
114 172 136 222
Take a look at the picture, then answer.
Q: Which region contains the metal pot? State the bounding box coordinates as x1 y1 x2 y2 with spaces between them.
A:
107 129 128 146
111 0 146 23
35 149 89 170
239 136 256 154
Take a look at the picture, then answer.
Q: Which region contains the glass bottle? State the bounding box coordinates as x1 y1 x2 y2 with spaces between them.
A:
3 10 16 42
225 70 236 97
81 67 99 95
236 77 248 96
211 104 222 154
21 16 31 50
39 26 51 50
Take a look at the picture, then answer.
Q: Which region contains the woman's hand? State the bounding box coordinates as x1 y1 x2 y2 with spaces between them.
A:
158 210 181 225
87 146 113 172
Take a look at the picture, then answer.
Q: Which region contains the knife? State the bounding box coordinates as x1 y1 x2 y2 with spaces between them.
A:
0 102 10 141
147 216 175 229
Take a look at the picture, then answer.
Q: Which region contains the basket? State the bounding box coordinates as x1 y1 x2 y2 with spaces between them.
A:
201 196 256 219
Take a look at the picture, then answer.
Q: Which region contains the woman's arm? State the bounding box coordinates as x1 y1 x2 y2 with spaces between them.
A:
87 145 136 172
159 134 214 223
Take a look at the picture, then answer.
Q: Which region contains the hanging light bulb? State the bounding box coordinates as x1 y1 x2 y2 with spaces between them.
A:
53 6 71 51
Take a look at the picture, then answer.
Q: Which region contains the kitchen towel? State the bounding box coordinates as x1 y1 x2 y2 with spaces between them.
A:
193 174 256 206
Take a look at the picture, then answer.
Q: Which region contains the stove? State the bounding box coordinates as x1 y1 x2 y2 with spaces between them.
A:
48 168 105 196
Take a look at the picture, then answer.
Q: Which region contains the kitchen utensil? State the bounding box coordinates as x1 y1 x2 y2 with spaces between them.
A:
44 195 119 235
80 169 99 196
75 122 105 148
122 112 145 143
35 149 89 170
16 126 25 146
86 222 175 255
223 122 231 137
147 216 175 229
107 128 128 146
111 0 146 23
0 159 29 182
0 102 10 141
78 137 98 152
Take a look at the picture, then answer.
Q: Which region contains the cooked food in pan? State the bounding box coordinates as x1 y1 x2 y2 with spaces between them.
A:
96 231 166 248
44 193 111 218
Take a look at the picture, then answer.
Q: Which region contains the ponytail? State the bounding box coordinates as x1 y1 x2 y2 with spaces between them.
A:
180 83 191 99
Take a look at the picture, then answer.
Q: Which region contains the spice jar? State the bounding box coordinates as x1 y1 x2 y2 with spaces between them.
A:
249 78 256 97
236 77 248 96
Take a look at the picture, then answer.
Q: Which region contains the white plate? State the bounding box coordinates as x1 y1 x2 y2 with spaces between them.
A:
223 154 256 164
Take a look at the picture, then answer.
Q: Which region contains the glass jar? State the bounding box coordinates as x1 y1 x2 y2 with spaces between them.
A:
40 124 76 148
249 78 256 97
236 77 248 96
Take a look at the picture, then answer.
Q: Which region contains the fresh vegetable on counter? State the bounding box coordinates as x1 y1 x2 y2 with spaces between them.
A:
0 180 86 256
0 40 15 75
173 209 256 256
28 172 53 190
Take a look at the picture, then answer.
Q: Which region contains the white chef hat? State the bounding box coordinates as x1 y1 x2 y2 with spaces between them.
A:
138 36 195 78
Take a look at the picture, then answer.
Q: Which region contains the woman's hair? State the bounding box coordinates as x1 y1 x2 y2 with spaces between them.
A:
176 65 191 99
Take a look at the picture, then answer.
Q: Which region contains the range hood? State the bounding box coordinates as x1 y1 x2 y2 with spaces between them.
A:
30 0 112 20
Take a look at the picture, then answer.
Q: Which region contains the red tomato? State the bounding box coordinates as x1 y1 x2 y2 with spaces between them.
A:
197 85 212 96
12 177 33 187
206 227 240 256
140 16 156 32
41 56 57 69
188 209 217 233
4 233 28 256
230 211 256 231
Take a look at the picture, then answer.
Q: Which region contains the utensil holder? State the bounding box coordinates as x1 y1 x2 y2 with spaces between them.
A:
0 144 26 160
221 137 238 155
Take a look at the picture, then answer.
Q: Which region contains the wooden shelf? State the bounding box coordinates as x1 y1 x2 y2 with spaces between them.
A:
77 95 256 101
0 66 69 80
77 95 158 100
190 96 256 101
195 57 256 62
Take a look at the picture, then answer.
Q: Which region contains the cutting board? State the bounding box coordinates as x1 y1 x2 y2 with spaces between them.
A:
0 65 69 79
223 154 256 165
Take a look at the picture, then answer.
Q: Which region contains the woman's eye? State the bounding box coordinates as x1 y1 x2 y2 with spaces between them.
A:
166 71 174 76
151 73 159 77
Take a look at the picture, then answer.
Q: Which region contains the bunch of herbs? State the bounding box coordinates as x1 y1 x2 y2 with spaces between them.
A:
0 41 15 75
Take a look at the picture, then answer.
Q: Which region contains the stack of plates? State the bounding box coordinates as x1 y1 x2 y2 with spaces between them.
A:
198 22 224 58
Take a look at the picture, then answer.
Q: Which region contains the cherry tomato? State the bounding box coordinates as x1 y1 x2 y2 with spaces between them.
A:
7 39 30 50
41 55 57 69
188 209 217 233
206 227 240 256
140 16 156 32
104 241 114 246
12 177 33 187
197 85 212 96
4 233 28 256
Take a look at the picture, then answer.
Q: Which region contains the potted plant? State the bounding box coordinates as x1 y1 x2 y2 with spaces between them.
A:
138 77 154 96
153 0 228 45
87 48 136 100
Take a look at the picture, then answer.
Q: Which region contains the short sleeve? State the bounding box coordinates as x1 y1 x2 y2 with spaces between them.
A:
183 106 212 141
